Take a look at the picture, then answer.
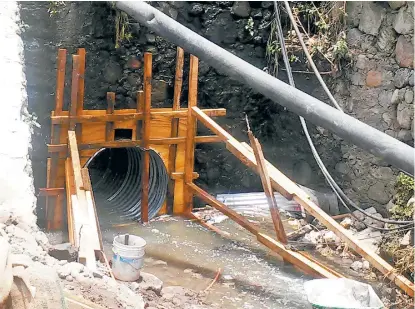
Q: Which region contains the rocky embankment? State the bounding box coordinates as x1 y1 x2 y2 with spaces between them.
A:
0 212 214 309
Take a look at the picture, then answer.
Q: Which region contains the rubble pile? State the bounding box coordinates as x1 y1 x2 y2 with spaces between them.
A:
0 213 213 309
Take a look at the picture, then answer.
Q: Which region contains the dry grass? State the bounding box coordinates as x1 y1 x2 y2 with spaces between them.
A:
394 246 414 277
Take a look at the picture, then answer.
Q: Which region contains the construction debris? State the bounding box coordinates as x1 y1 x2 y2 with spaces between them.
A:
0 213 213 309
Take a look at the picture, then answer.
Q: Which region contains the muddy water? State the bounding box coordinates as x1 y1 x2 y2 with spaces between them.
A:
100 215 313 309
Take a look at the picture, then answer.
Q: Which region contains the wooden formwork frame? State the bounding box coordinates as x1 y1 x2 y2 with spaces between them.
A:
41 47 227 231
41 47 414 297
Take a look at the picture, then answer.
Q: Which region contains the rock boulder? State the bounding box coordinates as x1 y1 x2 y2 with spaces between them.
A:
393 6 414 34
358 2 385 35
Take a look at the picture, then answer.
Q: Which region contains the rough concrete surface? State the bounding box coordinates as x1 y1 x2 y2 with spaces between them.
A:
0 1 36 227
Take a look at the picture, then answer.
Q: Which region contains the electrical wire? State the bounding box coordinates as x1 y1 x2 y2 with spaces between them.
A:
275 2 413 229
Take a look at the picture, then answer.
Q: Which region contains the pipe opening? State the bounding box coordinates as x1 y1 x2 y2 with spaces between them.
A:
85 147 168 222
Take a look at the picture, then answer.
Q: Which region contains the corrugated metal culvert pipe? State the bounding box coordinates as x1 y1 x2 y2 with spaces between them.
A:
84 147 168 221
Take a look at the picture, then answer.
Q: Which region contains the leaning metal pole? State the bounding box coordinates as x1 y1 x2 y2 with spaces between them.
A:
116 1 414 175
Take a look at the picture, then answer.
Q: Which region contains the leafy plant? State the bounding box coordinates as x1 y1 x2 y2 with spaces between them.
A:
287 1 349 73
390 173 414 221
266 20 281 76
115 10 133 48
245 17 254 37
47 1 65 16
289 54 299 63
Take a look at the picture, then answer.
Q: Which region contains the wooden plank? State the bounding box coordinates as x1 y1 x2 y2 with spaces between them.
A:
188 183 339 279
55 49 67 115
39 187 65 197
187 182 258 235
248 128 287 244
77 48 86 113
298 251 345 278
171 172 199 180
136 91 144 140
256 233 338 278
141 52 152 223
47 48 67 230
82 168 103 251
48 135 222 153
191 106 294 199
105 92 115 141
187 212 231 237
68 131 100 269
183 55 199 214
68 131 85 195
195 135 223 143
65 158 75 245
76 48 86 138
167 47 185 214
192 107 415 297
51 108 226 124
69 55 80 131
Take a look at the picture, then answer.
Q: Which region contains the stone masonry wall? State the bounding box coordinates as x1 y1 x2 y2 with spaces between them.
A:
324 1 414 213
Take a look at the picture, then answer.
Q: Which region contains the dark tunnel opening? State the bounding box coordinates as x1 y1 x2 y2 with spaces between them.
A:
85 147 168 221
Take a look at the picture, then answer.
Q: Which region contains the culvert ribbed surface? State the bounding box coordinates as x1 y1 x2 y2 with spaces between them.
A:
85 147 168 221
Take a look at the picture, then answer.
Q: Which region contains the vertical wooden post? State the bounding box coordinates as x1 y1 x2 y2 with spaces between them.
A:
167 47 184 214
136 91 144 141
141 53 152 223
76 48 86 138
65 158 74 244
105 92 115 141
183 55 199 214
247 124 287 244
69 55 80 131
47 48 66 230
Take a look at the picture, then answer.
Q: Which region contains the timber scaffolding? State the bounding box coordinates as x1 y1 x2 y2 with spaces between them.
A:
40 47 414 297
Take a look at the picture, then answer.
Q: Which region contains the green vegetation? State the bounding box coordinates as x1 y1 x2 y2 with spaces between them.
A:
266 2 351 76
390 173 414 221
245 17 254 37
47 1 65 17
380 173 414 279
115 10 133 48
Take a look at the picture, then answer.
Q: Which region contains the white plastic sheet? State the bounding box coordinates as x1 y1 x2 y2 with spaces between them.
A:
304 278 384 309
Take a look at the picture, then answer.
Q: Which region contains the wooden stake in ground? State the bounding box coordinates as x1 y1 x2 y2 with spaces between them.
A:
141 52 152 223
183 55 199 214
168 47 185 214
245 116 287 245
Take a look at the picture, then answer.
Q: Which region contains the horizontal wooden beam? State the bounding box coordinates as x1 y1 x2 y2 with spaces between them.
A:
187 212 231 238
51 108 226 124
187 182 261 236
192 106 294 199
38 187 65 197
48 136 222 153
171 172 199 180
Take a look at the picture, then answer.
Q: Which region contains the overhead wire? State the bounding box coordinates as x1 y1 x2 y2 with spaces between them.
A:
274 2 413 230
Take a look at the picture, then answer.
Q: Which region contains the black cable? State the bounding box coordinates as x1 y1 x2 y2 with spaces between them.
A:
274 2 413 229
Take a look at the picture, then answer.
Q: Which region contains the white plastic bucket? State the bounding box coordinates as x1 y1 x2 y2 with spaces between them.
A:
112 234 146 282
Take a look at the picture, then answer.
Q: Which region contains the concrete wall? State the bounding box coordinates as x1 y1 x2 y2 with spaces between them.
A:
0 2 36 226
